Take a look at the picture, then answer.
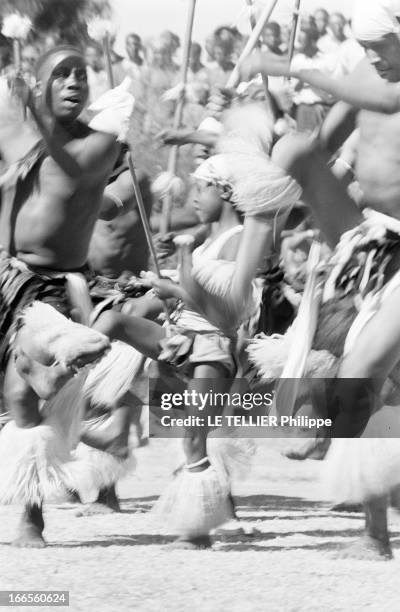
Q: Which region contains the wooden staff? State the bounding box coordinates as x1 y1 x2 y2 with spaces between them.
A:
245 0 271 98
102 32 115 89
128 155 172 325
227 0 279 89
287 0 302 65
160 0 197 235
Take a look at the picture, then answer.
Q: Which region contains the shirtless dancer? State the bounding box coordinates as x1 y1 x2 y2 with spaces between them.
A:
240 2 400 559
0 46 123 546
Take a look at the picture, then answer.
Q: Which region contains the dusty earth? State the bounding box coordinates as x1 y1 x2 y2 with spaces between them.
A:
1 438 400 612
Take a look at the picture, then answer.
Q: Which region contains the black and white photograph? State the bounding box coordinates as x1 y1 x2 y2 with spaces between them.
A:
1 0 400 610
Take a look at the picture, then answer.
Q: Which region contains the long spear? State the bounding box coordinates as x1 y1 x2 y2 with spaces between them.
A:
160 0 197 235
287 0 302 66
226 0 279 89
245 0 272 99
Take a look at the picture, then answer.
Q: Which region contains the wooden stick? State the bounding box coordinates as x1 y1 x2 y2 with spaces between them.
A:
160 0 197 234
103 32 115 89
245 0 271 98
287 0 302 65
227 0 279 89
128 154 172 326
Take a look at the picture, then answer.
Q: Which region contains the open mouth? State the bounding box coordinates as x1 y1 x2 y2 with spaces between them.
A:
63 95 82 107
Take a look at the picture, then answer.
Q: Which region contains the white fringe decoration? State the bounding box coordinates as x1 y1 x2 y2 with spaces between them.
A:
152 465 233 537
83 341 145 407
64 443 136 504
88 77 135 143
151 171 185 201
21 301 109 367
324 434 400 505
87 18 115 42
247 333 338 381
207 430 257 481
2 13 32 39
0 375 86 505
247 332 292 381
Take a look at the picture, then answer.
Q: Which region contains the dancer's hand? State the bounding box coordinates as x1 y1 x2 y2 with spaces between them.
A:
239 52 291 81
140 272 178 300
155 232 176 262
156 128 187 146
206 87 235 118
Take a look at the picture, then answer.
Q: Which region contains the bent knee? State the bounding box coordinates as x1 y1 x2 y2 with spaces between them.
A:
94 310 120 338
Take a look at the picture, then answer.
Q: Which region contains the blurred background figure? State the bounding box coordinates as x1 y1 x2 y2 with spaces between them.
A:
187 42 210 106
123 33 145 101
291 27 333 132
262 22 283 56
85 41 109 102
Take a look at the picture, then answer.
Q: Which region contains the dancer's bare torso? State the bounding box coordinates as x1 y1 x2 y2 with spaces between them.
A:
356 110 400 218
0 125 118 271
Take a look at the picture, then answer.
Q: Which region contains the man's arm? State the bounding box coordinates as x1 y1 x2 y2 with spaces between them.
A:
99 168 153 221
240 53 400 114
15 76 119 179
318 101 358 154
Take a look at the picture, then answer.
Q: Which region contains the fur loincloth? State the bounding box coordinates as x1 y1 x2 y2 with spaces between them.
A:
0 249 72 367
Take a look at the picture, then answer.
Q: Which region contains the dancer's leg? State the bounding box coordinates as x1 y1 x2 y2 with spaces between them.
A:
171 363 234 549
94 311 166 360
3 358 45 547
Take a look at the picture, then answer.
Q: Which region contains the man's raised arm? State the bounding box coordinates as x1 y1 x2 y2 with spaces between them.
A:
240 53 400 114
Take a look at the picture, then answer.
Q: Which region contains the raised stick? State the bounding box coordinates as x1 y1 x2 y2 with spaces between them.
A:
160 0 197 234
227 0 279 89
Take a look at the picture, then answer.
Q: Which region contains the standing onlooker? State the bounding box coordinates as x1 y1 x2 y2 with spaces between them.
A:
207 38 235 92
262 22 283 56
123 33 145 101
85 42 109 102
314 8 329 38
187 42 210 106
291 28 334 132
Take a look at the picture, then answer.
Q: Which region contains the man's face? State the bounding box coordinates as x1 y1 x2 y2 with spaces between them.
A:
213 45 226 66
85 46 102 72
45 56 88 121
329 14 345 41
263 27 280 51
189 45 201 68
314 10 328 35
126 35 141 60
21 45 39 75
361 34 400 82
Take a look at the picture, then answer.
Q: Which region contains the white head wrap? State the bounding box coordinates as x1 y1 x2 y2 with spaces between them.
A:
353 0 400 41
193 153 302 218
192 154 232 188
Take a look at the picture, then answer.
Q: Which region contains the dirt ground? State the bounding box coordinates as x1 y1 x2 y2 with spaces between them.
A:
2 438 400 612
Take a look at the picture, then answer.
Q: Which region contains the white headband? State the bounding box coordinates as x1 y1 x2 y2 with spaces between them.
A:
353 0 400 41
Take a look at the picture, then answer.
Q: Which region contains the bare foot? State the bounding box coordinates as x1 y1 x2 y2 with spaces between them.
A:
75 486 121 516
167 535 212 550
15 349 73 399
12 504 46 548
330 535 393 561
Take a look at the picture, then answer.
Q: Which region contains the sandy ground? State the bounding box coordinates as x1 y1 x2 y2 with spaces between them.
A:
2 438 400 612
